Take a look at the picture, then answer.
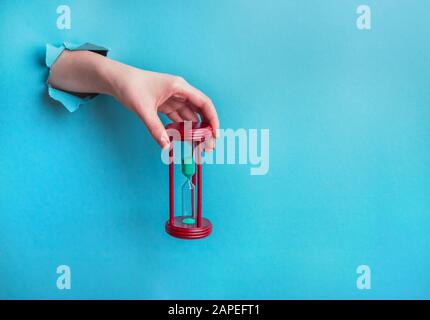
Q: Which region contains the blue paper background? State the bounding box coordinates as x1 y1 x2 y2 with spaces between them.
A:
0 0 429 299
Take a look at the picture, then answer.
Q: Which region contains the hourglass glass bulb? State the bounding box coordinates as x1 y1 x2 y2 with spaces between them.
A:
181 155 196 225
182 178 195 225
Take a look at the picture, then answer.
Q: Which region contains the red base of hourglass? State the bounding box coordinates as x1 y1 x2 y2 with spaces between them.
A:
165 217 212 239
164 122 213 240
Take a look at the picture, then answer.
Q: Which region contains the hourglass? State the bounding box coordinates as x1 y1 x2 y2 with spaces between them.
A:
165 122 213 239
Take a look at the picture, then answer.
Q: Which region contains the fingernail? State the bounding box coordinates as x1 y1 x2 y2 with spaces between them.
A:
161 133 171 149
162 141 171 150
173 94 186 102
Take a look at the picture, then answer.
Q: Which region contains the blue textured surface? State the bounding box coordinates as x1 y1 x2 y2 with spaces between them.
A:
0 0 429 299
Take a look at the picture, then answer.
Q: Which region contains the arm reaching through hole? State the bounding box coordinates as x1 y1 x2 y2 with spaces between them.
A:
48 49 219 149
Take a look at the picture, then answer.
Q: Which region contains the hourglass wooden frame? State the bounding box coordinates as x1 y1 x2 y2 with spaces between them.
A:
165 122 213 239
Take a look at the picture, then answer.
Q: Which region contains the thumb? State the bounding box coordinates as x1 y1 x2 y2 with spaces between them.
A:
137 109 170 149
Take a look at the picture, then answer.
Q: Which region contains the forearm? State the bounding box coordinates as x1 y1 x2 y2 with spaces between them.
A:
46 48 219 148
48 49 125 97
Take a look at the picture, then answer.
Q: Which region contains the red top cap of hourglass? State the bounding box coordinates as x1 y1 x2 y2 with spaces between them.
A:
165 122 213 142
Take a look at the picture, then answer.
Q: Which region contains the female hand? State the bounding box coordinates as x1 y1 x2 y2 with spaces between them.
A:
49 50 219 149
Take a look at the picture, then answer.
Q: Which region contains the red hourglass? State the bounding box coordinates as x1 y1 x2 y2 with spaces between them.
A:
165 122 213 239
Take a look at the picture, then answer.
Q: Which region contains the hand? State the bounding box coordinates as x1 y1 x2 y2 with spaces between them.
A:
48 50 219 149
110 65 219 149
